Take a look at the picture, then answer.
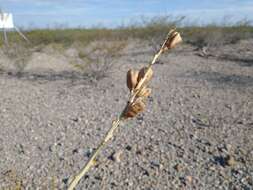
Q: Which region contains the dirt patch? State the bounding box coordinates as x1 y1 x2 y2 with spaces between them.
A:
0 40 252 189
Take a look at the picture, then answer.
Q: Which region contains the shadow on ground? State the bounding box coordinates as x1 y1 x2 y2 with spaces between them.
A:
218 55 253 67
0 71 97 83
183 71 253 88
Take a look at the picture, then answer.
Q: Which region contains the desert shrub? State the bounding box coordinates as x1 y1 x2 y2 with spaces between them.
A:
0 16 252 54
16 28 113 47
73 40 127 80
3 44 32 74
182 26 224 48
0 31 26 46
183 19 253 49
140 16 184 52
116 16 185 52
226 19 253 43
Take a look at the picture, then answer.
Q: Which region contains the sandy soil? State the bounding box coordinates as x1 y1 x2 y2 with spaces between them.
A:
0 40 252 190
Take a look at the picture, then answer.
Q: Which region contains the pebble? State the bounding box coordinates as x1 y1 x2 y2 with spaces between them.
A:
71 117 79 122
225 155 236 167
125 145 132 151
72 148 79 154
111 150 123 162
136 149 142 155
85 148 93 157
174 163 184 172
186 176 193 184
48 145 55 152
16 144 25 154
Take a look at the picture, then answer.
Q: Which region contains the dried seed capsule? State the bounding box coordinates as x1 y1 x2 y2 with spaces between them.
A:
132 99 145 113
122 99 145 118
123 107 136 118
126 69 139 91
137 87 152 98
136 67 153 90
162 30 182 52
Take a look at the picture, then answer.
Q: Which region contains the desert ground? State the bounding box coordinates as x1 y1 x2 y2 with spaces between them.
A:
0 38 252 189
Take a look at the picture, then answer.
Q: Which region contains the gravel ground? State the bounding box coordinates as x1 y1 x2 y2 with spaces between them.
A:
0 40 252 190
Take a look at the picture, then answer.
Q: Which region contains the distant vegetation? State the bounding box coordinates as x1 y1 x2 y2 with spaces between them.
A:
0 16 252 48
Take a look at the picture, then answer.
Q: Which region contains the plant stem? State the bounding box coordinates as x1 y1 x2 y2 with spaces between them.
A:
67 119 121 190
67 31 173 190
129 48 164 104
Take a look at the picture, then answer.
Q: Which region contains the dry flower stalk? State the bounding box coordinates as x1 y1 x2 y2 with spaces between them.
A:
68 29 182 190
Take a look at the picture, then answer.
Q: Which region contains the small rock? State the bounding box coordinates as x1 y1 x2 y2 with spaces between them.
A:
186 176 193 184
47 122 54 127
225 155 236 167
246 176 253 186
72 148 79 154
209 166 216 171
136 116 144 123
136 149 142 155
111 150 123 162
174 163 184 172
225 144 233 153
125 145 132 151
150 161 162 169
219 170 228 178
94 175 102 181
62 178 69 185
16 144 25 154
214 155 235 167
57 142 62 147
179 176 186 186
85 148 93 157
191 114 210 127
142 169 149 176
71 117 79 122
111 182 117 187
49 145 55 152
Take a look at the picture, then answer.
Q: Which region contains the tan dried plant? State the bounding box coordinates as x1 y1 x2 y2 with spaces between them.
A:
68 29 182 190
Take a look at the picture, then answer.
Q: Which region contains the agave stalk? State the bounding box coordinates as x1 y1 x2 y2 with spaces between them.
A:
67 29 182 190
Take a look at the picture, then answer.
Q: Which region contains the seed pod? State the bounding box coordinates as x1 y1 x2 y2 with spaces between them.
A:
162 30 182 52
137 87 152 98
126 69 139 91
122 99 145 118
136 67 153 89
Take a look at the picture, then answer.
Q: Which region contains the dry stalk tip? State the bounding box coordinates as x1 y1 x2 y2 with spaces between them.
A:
67 29 182 190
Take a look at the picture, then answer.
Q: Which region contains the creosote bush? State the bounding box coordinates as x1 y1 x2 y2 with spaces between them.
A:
3 44 32 75
1 16 251 50
183 20 253 49
75 40 127 80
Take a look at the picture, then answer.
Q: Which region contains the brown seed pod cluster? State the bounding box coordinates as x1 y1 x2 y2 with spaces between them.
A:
122 30 183 120
122 98 146 118
123 66 153 119
162 30 182 53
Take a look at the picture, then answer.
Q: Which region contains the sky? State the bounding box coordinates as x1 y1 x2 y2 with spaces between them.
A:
0 0 253 29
